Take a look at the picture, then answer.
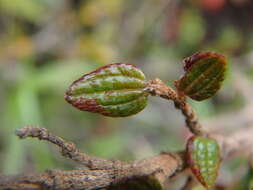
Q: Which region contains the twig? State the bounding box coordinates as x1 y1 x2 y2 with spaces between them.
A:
145 78 204 136
15 126 122 170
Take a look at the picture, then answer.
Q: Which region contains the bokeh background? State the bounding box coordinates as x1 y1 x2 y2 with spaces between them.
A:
0 0 253 189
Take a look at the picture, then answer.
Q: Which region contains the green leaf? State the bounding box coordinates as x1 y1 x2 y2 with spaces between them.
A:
65 63 148 117
175 52 227 101
186 136 221 189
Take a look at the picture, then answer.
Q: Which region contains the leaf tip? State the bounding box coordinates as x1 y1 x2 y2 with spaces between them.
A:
183 51 227 72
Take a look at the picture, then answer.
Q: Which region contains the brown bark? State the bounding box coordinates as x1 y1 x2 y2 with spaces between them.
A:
0 126 184 190
1 124 253 190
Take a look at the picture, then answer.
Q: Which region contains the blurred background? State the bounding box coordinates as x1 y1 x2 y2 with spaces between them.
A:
0 0 253 189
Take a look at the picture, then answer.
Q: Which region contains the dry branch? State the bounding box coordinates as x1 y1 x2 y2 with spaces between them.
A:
0 126 184 190
15 126 119 170
1 124 253 190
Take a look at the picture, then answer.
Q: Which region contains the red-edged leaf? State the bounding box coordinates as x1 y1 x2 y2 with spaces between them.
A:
65 63 148 117
187 136 221 189
175 52 227 101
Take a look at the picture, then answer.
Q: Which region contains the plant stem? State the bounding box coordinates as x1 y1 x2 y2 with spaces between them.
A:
145 78 205 136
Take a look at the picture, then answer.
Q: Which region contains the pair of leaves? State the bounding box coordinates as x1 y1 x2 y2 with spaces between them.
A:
65 51 227 117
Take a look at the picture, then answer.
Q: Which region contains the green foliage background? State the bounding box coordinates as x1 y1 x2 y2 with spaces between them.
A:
0 0 253 189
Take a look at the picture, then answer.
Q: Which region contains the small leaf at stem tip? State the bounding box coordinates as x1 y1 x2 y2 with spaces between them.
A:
186 136 221 189
65 63 148 117
175 52 227 101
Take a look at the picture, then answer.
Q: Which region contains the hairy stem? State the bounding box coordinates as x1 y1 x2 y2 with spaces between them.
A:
145 78 204 136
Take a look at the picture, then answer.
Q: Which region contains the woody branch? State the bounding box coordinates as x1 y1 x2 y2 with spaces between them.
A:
0 123 253 190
